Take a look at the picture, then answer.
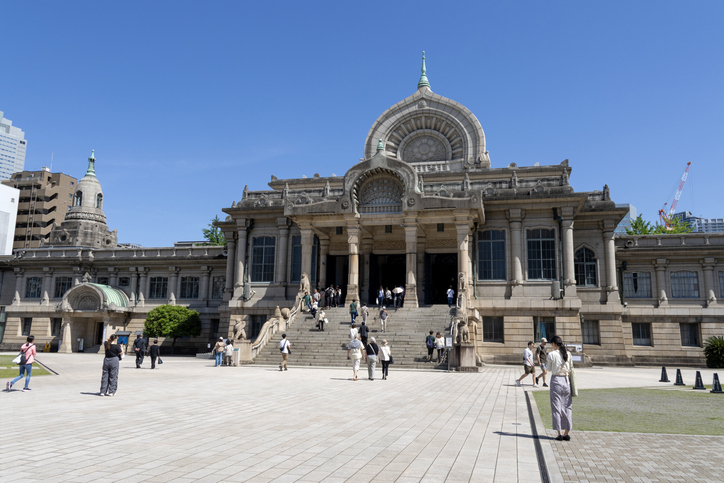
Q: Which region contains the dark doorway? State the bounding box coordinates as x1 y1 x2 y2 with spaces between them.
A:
368 254 406 305
95 322 104 345
424 253 458 304
326 255 349 301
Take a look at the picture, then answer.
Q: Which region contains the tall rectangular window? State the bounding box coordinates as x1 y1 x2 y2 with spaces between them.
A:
623 272 652 298
180 277 199 299
720 272 724 298
22 318 32 336
54 276 73 298
211 276 225 299
478 230 506 280
209 319 220 339
291 235 302 283
680 323 700 347
149 277 168 299
250 314 266 339
670 271 699 298
581 319 600 345
25 277 42 298
51 318 62 336
482 316 504 343
0 307 7 344
534 316 555 342
527 229 556 280
251 236 276 283
632 322 652 346
311 236 319 284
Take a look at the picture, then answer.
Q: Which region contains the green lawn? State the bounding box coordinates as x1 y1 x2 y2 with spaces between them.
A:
533 387 724 436
0 354 52 379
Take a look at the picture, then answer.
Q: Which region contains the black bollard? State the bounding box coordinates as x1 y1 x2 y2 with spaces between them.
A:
674 369 685 386
659 366 670 383
693 371 706 390
711 374 723 394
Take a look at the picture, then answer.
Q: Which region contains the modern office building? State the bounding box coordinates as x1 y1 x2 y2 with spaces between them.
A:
0 112 28 180
0 184 20 255
672 211 724 233
614 203 637 235
1 167 77 250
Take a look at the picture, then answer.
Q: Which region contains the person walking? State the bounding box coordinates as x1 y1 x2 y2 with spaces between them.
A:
133 334 146 368
379 306 388 332
535 338 549 387
360 303 369 325
99 334 123 396
379 339 392 380
446 285 455 307
7 335 36 392
359 321 370 346
546 335 573 441
364 337 379 380
385 287 392 306
213 337 225 367
434 332 445 363
347 334 366 381
377 286 384 307
317 308 327 332
279 334 291 371
349 299 358 324
149 339 161 369
516 341 538 386
302 291 311 312
224 339 235 366
425 331 435 362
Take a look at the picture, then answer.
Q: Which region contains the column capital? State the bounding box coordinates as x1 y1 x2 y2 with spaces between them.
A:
43 267 54 275
700 257 717 269
506 208 525 222
276 217 289 228
14 267 25 276
562 219 575 230
653 258 668 269
560 206 575 218
169 266 179 275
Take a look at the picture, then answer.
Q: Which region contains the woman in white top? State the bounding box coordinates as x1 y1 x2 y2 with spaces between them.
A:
434 332 445 363
378 339 392 380
545 335 573 441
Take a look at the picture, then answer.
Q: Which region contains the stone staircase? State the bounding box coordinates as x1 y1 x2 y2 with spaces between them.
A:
253 305 455 369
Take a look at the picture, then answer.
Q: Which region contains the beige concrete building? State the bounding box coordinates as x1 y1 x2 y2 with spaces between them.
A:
0 59 722 366
1 167 77 250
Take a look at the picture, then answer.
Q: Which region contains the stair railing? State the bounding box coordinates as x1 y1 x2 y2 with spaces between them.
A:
250 292 304 359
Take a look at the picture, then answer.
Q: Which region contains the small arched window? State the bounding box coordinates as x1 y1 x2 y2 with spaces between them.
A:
96 193 103 209
574 247 597 286
74 191 83 207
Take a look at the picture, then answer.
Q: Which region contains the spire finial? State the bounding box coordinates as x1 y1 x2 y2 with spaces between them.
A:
86 149 96 177
377 138 384 152
417 51 430 89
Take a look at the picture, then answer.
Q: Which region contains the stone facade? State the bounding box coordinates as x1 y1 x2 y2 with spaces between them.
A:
1 61 722 365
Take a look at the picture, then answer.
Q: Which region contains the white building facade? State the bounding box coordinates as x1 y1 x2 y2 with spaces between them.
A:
0 111 28 180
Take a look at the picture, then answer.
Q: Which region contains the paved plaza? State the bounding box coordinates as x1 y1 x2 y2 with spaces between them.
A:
2 354 722 482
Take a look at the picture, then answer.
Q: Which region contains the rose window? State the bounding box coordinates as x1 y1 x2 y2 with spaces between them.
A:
402 135 447 162
358 177 404 214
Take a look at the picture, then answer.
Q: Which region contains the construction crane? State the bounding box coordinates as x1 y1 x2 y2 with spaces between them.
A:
658 162 692 228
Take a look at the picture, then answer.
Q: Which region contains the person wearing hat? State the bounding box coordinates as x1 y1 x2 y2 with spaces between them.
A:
213 337 225 367
535 338 549 387
379 306 388 332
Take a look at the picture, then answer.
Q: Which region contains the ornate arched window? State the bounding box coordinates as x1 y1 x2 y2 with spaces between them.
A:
74 191 83 207
96 193 103 209
574 247 597 286
358 176 403 214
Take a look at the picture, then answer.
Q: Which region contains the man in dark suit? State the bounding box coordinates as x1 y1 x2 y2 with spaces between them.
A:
133 334 147 368
359 321 370 346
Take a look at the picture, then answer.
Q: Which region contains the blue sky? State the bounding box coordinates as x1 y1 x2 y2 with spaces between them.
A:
2 1 723 246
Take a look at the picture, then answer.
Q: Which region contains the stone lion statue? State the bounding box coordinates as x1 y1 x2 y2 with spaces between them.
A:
299 273 310 295
233 318 247 341
457 319 470 344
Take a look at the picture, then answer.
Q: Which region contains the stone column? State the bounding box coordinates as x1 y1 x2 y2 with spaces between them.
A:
138 267 148 306
98 315 112 354
603 224 619 303
108 267 118 287
507 209 525 296
224 235 236 301
42 268 53 304
404 222 419 308
345 225 361 304
361 237 373 304
58 317 72 353
168 266 179 304
235 221 247 297
300 224 314 283
318 238 330 289
12 268 24 305
653 258 668 307
561 213 576 297
416 236 426 305
130 269 139 303
276 218 290 286
701 258 717 306
455 218 471 284
200 266 211 303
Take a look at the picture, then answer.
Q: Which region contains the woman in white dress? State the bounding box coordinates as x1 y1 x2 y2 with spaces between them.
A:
546 335 573 441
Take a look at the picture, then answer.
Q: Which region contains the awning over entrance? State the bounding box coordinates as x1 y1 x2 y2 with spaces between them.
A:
61 282 130 312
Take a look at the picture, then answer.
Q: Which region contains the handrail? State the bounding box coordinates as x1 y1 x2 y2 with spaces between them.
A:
250 292 303 359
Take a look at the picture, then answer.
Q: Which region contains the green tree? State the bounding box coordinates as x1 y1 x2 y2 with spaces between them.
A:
201 215 227 246
144 305 202 354
625 215 654 235
653 216 693 234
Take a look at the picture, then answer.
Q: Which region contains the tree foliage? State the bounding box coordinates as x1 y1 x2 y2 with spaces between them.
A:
144 305 202 352
625 214 693 235
201 215 227 246
704 336 724 368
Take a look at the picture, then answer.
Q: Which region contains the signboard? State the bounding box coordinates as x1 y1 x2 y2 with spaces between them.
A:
445 337 453 348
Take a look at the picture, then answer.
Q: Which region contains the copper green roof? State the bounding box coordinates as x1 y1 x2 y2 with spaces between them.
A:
418 51 430 89
85 150 96 177
89 283 129 307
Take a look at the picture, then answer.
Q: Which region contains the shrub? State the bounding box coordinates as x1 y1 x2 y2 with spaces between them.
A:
703 336 724 368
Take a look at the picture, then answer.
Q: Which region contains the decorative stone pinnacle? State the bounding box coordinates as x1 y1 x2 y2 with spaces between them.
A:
418 51 430 89
377 138 384 151
86 149 96 177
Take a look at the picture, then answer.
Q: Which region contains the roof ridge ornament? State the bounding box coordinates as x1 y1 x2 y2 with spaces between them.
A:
86 150 96 177
417 51 430 89
377 138 384 152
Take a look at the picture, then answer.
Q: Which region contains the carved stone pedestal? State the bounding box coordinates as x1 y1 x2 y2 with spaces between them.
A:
457 343 478 372
237 340 252 363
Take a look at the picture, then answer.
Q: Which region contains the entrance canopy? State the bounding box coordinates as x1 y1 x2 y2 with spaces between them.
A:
61 282 130 312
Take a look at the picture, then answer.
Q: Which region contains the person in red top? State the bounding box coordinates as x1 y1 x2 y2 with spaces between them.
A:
7 335 36 392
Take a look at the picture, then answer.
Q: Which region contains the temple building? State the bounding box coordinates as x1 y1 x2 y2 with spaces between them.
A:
0 56 722 366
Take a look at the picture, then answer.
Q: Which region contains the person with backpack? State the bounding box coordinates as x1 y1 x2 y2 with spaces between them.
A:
279 334 291 371
425 331 435 362
7 335 36 392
